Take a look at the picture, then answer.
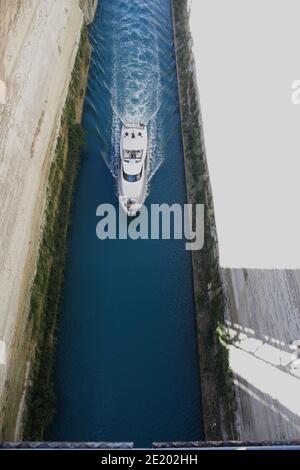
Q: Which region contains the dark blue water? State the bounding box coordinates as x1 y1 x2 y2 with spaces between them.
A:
47 0 203 447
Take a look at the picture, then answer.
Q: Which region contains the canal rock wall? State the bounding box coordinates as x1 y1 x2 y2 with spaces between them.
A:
223 269 300 441
172 0 236 440
0 0 97 439
185 0 300 443
176 0 300 443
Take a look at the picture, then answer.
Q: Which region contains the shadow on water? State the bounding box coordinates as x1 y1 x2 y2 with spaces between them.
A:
47 0 204 447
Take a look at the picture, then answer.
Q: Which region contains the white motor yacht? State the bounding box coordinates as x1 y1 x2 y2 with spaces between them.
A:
118 123 148 216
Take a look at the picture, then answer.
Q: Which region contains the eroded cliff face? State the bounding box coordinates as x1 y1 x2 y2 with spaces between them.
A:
0 0 96 438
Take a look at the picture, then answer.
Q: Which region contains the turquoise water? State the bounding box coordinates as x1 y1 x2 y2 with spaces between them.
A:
47 0 203 447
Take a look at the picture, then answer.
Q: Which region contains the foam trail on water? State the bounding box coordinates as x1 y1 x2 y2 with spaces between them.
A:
110 113 122 178
89 0 180 194
106 1 163 187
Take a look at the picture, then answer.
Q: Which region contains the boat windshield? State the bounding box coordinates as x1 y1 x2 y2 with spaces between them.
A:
123 168 143 182
123 150 143 162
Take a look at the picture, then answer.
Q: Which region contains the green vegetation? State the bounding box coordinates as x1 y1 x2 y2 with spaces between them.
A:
24 28 89 440
172 0 236 439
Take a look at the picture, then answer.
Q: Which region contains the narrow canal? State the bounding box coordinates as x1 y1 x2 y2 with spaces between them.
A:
47 0 203 447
